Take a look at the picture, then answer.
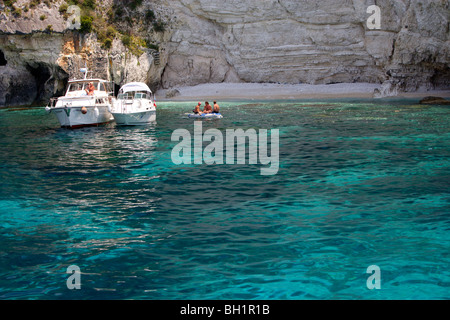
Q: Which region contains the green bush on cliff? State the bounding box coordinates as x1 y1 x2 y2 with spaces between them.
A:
152 20 165 32
80 15 93 33
53 0 164 56
29 0 41 8
121 35 132 47
4 0 22 15
102 38 113 49
106 26 117 38
128 0 143 10
145 40 159 51
66 0 96 10
96 23 117 49
12 6 22 17
82 0 96 10
121 35 145 57
145 9 155 21
59 3 68 13
114 7 124 21
4 0 16 8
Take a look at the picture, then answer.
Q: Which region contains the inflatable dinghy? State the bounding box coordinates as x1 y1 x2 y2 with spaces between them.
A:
187 113 223 119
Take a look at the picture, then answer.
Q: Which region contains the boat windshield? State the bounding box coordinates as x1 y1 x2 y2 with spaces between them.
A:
117 91 150 100
134 92 149 99
67 81 108 93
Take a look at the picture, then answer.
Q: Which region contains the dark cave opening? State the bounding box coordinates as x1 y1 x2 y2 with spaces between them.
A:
26 63 52 104
25 63 69 105
430 66 450 89
0 50 7 66
114 83 121 96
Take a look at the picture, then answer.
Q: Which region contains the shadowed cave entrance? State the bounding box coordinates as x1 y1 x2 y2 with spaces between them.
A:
0 50 7 66
26 62 69 105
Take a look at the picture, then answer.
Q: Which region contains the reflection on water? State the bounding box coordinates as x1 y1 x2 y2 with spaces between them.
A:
0 99 449 299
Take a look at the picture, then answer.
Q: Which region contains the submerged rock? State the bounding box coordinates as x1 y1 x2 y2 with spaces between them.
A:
419 96 450 105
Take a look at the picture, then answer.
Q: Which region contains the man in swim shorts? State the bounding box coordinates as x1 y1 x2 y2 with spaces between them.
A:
193 102 202 114
213 101 220 113
203 101 212 113
85 82 95 96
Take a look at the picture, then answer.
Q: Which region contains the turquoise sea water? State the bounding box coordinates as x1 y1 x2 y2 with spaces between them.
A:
0 99 449 300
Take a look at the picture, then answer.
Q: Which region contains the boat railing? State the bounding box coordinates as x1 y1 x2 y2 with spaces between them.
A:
47 97 58 108
61 93 112 101
49 95 111 109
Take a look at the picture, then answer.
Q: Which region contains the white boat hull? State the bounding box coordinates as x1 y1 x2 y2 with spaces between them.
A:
112 110 156 125
48 105 114 128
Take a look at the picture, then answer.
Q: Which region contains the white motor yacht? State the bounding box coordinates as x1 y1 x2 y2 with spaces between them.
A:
45 69 114 128
110 82 156 126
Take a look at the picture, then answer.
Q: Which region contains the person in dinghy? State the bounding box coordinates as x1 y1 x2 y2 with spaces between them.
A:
203 101 212 114
188 101 223 119
213 101 220 113
193 102 203 115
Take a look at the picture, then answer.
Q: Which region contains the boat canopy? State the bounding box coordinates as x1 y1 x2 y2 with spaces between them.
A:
120 82 152 94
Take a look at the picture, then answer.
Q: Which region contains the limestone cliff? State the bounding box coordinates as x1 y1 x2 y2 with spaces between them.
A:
0 0 449 106
0 0 169 106
160 0 450 95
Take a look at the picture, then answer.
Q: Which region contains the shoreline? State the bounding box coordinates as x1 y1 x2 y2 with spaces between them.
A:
155 82 450 101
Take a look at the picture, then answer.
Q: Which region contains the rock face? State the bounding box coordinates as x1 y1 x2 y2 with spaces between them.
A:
0 0 166 106
0 0 449 106
56 33 162 93
0 31 161 106
0 32 68 106
160 0 450 93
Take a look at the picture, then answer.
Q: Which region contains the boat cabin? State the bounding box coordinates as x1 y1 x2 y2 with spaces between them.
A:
116 82 153 101
65 79 111 98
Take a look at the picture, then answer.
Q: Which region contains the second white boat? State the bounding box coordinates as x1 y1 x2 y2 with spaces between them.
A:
110 82 156 126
